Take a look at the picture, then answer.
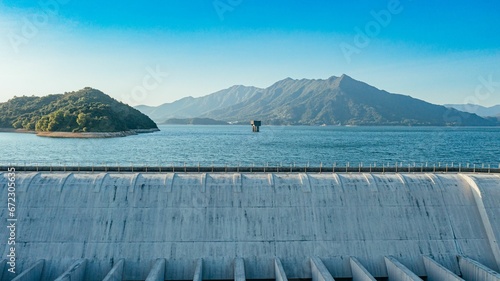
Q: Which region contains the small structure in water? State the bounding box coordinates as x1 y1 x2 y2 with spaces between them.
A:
251 120 261 132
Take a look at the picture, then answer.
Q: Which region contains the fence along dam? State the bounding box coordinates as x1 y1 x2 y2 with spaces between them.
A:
1 168 500 281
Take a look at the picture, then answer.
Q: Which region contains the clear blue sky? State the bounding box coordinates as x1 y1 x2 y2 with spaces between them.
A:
1 0 499 106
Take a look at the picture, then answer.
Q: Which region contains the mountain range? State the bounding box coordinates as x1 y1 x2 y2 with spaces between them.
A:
161 118 228 125
136 75 498 126
445 104 500 117
135 85 261 122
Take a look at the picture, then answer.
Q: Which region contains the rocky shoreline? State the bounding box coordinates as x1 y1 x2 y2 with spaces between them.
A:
0 128 160 138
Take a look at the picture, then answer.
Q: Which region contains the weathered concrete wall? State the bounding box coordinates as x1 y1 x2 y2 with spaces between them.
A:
0 172 499 280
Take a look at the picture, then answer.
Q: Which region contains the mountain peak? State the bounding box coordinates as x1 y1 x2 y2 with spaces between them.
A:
338 74 355 82
277 77 295 83
267 77 297 88
336 74 371 91
228 85 261 91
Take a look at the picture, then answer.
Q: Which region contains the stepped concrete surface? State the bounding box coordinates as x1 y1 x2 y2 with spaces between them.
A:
1 171 500 280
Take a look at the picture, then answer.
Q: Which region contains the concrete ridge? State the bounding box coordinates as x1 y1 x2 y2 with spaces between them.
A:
7 255 500 281
192 259 203 281
422 256 464 281
458 256 500 280
349 257 377 281
274 258 288 281
384 256 423 280
460 174 500 270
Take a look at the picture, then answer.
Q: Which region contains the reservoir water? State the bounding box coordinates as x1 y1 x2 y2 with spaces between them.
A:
0 125 499 166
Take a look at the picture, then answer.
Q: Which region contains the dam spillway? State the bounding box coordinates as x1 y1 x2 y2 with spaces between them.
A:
1 171 500 281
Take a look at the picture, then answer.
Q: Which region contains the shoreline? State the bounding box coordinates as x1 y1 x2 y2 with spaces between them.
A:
0 128 160 138
0 128 37 134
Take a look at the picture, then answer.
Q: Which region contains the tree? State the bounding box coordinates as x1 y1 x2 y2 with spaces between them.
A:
76 112 87 129
47 110 65 131
12 119 23 129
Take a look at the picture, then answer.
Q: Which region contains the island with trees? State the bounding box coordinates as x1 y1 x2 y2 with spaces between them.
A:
0 87 159 138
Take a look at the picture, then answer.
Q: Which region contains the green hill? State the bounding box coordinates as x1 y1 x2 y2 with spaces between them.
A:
0 87 159 133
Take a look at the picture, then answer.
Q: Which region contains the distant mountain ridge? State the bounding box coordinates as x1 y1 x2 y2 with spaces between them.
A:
136 85 262 122
445 103 500 117
161 118 228 125
136 75 498 126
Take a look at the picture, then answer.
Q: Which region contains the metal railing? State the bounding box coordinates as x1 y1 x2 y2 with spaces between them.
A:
1 161 499 173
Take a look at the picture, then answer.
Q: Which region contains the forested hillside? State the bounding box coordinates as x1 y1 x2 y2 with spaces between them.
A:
0 87 158 132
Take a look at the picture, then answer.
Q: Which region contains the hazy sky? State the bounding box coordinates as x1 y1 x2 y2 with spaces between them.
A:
1 0 500 106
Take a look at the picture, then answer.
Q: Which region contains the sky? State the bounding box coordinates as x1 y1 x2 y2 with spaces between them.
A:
1 0 500 107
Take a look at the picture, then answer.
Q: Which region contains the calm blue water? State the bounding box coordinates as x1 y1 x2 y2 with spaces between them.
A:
0 125 499 166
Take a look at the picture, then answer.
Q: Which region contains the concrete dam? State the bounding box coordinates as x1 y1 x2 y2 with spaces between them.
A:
1 171 500 281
